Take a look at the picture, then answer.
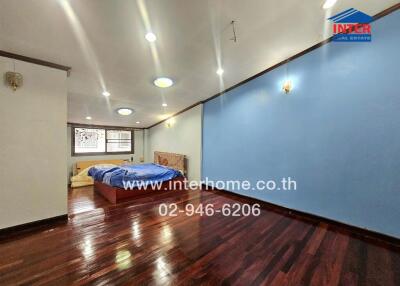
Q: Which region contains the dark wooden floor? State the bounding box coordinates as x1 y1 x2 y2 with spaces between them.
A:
0 186 399 286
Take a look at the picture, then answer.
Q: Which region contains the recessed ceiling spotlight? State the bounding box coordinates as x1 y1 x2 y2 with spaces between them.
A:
145 32 157 42
102 90 110 97
116 108 133 116
162 103 168 107
136 121 140 124
216 68 224 76
154 77 173 88
323 0 337 9
86 116 92 120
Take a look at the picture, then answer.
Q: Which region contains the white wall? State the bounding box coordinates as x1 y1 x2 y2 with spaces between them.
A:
0 57 68 229
145 105 202 181
67 127 145 177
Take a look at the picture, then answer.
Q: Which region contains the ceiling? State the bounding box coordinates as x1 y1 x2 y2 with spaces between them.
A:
0 0 397 127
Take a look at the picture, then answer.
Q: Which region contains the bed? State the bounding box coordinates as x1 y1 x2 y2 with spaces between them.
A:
89 152 187 203
70 159 126 188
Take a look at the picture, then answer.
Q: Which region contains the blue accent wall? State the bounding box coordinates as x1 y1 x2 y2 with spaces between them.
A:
202 10 400 238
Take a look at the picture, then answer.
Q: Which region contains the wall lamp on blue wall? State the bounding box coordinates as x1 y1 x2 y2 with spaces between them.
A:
282 59 293 94
282 79 293 94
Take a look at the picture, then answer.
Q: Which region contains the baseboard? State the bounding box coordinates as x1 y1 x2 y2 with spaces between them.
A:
0 214 68 241
203 185 400 248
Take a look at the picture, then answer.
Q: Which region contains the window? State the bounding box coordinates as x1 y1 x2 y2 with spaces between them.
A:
106 130 132 153
72 125 134 156
74 128 106 154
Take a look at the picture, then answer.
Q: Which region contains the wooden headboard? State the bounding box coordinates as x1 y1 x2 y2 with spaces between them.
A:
74 159 125 174
154 151 187 176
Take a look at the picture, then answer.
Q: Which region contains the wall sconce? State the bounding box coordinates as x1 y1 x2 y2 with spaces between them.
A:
282 79 292 94
165 118 175 128
5 71 23 91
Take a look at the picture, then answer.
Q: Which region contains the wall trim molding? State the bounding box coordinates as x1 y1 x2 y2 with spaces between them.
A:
67 122 144 131
0 214 68 241
147 102 203 129
205 186 400 248
0 50 71 75
145 3 400 130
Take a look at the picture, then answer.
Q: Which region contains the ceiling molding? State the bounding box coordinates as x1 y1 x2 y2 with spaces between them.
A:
67 122 144 131
373 2 400 20
0 50 71 75
145 2 400 130
146 101 203 129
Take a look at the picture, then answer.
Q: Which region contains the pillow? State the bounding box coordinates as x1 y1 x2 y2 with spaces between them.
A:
77 164 117 177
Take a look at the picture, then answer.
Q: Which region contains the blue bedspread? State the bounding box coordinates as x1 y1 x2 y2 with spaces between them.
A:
88 163 182 189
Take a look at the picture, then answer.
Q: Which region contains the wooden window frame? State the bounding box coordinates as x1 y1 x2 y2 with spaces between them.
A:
71 124 134 156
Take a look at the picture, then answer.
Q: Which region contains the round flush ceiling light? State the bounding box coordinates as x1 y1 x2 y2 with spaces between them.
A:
323 0 337 9
136 121 140 124
117 108 133 116
154 77 173 88
162 103 168 107
86 116 92 120
216 68 224 76
102 90 110 97
145 32 157 42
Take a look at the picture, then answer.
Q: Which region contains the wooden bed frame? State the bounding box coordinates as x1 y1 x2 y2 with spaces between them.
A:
94 152 187 204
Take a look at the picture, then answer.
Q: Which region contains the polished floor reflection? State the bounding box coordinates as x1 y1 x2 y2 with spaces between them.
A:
0 186 399 285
